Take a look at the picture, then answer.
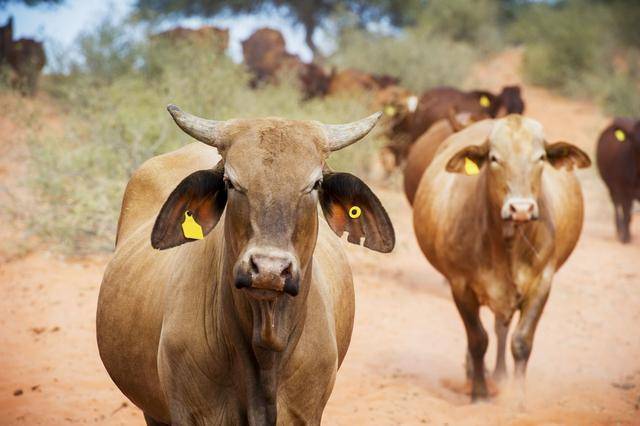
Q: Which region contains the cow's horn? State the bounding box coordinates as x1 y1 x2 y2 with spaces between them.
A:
167 104 223 147
321 112 382 152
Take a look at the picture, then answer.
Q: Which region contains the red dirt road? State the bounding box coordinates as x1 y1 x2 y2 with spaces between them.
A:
1 51 639 424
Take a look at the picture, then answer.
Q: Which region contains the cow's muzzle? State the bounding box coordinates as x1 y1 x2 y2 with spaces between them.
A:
501 197 539 223
234 248 300 297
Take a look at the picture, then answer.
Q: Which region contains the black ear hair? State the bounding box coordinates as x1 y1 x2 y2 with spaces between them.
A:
151 168 227 250
319 172 395 253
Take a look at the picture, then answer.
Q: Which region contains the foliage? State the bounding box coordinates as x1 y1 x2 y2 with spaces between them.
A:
330 27 476 93
510 0 640 115
0 0 62 8
134 0 424 56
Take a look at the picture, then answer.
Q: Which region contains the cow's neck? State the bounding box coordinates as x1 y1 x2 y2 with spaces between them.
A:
215 231 310 425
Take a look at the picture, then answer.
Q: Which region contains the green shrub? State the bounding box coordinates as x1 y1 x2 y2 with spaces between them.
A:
330 28 477 93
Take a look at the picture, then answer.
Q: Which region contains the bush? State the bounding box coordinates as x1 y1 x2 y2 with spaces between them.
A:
511 0 640 115
330 28 477 93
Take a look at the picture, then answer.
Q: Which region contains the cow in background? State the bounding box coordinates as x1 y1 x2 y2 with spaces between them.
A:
0 17 46 96
409 85 526 141
596 117 640 243
241 27 333 100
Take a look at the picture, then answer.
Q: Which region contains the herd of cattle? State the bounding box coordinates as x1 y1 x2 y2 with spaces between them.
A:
83 24 640 426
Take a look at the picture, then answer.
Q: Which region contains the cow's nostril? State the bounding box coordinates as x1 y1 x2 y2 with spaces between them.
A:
510 204 517 213
250 257 260 275
282 263 292 279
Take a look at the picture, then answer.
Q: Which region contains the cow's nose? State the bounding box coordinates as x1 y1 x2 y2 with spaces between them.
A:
250 252 292 279
502 198 538 222
237 249 299 296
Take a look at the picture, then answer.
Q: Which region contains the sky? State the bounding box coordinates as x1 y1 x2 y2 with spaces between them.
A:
0 0 320 64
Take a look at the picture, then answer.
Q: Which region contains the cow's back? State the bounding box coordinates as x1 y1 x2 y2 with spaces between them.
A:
403 118 455 205
116 143 220 246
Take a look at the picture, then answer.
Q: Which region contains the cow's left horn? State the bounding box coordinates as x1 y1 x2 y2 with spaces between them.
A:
167 104 224 147
321 111 382 152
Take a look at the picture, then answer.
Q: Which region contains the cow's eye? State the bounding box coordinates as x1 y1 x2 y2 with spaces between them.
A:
538 153 546 162
312 179 322 191
224 177 236 191
490 154 499 163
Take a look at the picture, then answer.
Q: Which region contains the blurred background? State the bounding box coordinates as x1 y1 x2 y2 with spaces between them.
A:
0 0 639 424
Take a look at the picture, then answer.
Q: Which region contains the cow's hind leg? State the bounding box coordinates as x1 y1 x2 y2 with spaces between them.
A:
493 314 512 382
144 413 170 426
451 283 489 401
620 196 633 243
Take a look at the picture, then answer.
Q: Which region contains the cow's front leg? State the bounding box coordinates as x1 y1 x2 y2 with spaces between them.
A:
493 314 512 382
511 268 553 379
451 281 488 401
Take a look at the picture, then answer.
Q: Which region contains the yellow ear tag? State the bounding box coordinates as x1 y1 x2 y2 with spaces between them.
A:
348 206 362 219
614 129 626 142
479 95 491 108
464 157 480 175
384 105 397 116
182 211 204 240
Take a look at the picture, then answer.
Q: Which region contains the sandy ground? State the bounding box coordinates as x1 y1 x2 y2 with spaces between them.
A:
1 50 639 425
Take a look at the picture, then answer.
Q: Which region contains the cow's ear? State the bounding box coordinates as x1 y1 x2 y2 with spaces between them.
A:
545 141 591 171
319 172 395 253
151 168 227 250
445 141 489 174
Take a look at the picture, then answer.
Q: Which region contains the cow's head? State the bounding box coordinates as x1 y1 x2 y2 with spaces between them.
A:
375 85 418 128
152 106 394 333
445 115 590 224
498 85 525 115
470 90 502 117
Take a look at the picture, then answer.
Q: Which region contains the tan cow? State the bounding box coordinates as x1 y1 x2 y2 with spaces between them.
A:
97 107 395 425
413 115 590 401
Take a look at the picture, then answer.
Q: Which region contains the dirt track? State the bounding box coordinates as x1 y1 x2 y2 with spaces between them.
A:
0 50 639 425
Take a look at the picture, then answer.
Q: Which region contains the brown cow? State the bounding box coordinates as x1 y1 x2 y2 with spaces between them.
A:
410 85 526 142
413 115 590 400
242 28 289 87
152 26 229 51
403 111 487 205
1 17 46 96
241 27 332 100
596 117 640 243
97 107 395 424
374 85 419 172
327 68 399 96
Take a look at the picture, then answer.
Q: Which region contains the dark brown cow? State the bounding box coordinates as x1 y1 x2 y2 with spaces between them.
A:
596 117 640 243
410 85 526 141
152 26 229 52
0 17 46 96
0 17 12 62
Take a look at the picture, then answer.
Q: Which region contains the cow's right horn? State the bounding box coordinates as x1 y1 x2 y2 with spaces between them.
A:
167 104 224 147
